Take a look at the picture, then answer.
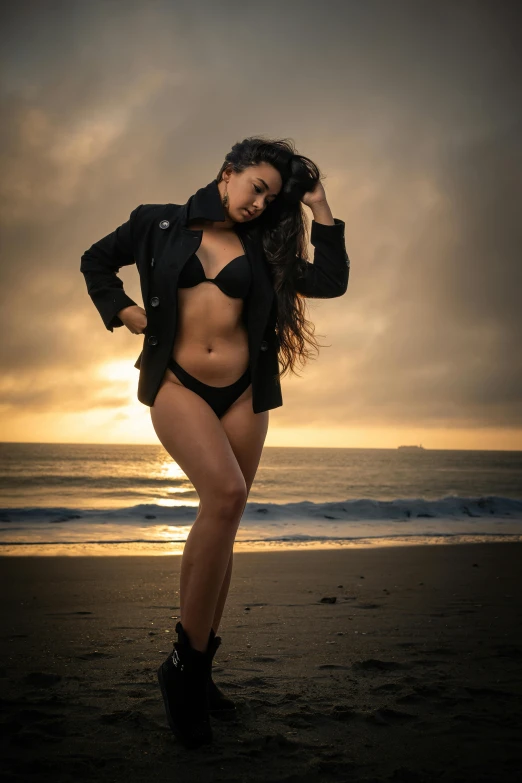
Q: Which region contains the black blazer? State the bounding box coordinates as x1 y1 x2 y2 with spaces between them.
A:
80 178 350 413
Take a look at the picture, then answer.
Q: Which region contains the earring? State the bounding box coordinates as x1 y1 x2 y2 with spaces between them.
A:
222 183 229 209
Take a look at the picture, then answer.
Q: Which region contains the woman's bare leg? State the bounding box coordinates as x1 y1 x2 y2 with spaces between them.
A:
211 551 233 635
210 395 269 633
150 378 267 652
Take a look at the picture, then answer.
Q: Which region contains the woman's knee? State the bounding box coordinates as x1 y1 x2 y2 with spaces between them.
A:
200 478 247 522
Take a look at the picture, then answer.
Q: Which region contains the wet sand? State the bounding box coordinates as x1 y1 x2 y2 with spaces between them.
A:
1 542 521 782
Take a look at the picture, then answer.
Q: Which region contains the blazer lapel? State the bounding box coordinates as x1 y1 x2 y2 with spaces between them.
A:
151 184 275 361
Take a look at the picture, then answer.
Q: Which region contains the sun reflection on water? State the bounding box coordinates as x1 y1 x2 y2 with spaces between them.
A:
156 524 193 541
157 460 186 480
155 495 200 508
148 459 200 506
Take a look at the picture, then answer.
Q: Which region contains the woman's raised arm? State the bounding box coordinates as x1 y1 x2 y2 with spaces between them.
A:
293 217 350 298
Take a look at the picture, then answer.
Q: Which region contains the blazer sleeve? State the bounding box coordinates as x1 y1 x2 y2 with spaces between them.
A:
293 218 350 298
80 205 143 332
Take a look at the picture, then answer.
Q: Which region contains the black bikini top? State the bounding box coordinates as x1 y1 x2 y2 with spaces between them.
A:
177 252 251 299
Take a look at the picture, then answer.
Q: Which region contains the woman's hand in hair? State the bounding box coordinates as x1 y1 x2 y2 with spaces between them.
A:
301 179 327 208
117 305 147 334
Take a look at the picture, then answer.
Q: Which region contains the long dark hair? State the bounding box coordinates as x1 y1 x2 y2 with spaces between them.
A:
216 136 327 380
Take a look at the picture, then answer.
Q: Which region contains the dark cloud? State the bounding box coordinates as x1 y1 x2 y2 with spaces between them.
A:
1 0 521 438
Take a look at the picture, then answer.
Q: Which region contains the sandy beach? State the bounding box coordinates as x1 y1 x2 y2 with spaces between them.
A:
1 542 521 782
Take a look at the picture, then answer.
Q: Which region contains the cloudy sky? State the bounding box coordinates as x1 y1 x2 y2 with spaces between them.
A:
1 0 520 448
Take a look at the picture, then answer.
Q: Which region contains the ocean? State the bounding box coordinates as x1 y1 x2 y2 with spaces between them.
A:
1 442 521 555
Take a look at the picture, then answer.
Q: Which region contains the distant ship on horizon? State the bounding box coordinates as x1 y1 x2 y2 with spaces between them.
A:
397 444 425 451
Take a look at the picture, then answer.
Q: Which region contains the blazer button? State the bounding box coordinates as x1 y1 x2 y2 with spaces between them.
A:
148 335 158 346
150 296 159 307
260 340 268 351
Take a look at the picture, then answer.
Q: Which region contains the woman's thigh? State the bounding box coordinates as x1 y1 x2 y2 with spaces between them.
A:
220 390 269 494
150 378 247 506
150 377 268 504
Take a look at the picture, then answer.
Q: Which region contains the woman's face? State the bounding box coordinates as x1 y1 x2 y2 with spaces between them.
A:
221 164 283 223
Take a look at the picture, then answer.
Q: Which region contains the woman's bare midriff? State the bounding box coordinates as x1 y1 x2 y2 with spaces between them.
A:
162 223 251 394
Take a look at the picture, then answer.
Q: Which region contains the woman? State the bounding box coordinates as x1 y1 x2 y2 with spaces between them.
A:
80 136 350 748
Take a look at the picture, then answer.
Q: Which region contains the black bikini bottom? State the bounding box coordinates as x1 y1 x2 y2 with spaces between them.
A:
167 357 252 419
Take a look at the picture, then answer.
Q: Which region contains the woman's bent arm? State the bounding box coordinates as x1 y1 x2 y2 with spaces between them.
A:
80 204 143 331
293 217 350 299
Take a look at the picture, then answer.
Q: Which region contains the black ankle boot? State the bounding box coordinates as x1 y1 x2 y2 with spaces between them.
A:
157 621 213 748
207 627 237 721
